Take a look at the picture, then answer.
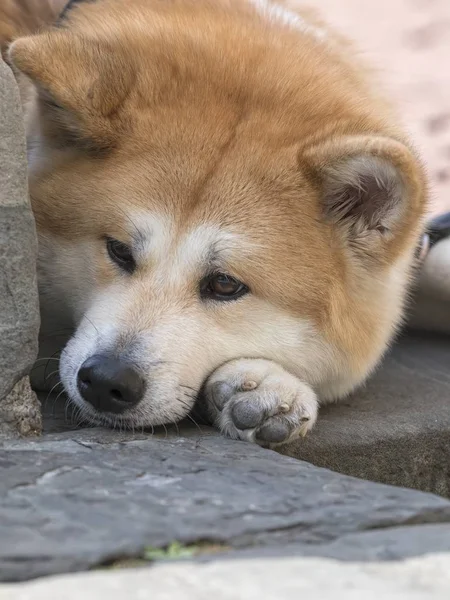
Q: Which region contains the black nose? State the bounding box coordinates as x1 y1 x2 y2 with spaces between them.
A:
77 355 145 414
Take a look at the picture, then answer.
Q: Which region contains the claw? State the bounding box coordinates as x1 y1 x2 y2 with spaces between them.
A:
299 424 309 438
241 380 258 391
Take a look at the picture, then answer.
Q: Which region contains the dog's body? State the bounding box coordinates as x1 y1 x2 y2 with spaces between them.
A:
1 0 427 445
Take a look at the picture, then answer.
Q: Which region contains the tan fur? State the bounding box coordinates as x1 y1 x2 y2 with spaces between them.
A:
1 0 428 443
0 0 66 56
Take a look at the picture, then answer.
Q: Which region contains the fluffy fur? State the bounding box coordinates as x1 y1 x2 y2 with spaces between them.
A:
1 0 428 445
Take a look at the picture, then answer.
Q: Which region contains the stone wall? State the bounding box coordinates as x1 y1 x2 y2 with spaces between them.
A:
0 56 41 437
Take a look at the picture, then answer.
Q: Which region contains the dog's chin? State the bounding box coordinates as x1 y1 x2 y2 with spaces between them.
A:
65 393 195 430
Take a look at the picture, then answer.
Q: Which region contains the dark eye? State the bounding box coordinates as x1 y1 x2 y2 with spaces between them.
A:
200 273 249 301
106 237 135 273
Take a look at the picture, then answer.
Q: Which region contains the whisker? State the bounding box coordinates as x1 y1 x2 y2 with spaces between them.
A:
179 384 198 393
69 404 80 426
172 391 204 434
39 328 73 339
180 393 197 404
83 315 100 337
64 396 70 423
186 414 204 434
175 398 195 416
115 206 146 256
44 350 62 382
44 369 60 381
172 419 180 437
45 380 63 406
53 388 66 417
30 356 61 376
44 350 61 381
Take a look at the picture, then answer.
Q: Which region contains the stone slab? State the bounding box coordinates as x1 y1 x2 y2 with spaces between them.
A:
279 332 450 496
2 427 450 583
0 55 41 436
2 554 450 600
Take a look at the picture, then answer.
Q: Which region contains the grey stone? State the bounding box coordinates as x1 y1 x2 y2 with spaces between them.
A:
279 332 450 496
0 377 42 439
217 523 450 563
0 56 41 437
2 553 450 600
2 426 450 583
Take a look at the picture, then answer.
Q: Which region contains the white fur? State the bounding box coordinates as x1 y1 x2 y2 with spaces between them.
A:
247 0 326 40
203 358 319 446
133 213 258 287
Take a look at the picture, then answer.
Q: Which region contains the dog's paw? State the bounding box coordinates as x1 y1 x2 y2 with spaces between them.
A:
203 359 318 446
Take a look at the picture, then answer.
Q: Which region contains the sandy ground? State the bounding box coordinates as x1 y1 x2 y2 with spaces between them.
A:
319 0 450 215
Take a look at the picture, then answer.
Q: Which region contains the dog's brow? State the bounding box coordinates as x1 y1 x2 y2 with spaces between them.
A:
131 228 148 254
205 245 224 271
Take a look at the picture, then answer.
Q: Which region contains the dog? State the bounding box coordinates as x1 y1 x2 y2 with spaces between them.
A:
1 0 428 446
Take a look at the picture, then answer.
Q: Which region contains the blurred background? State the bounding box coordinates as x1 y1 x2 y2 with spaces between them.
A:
319 0 450 216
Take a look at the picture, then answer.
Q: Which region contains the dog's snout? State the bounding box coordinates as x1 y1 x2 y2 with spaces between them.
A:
77 355 145 414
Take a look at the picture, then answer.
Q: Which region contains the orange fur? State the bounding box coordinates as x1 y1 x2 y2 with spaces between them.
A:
0 0 64 56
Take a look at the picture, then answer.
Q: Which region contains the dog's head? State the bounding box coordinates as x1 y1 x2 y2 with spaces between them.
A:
9 0 427 427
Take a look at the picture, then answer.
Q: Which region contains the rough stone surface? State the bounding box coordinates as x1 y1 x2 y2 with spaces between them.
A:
2 427 450 583
3 554 450 600
279 333 450 497
0 56 41 437
0 376 42 439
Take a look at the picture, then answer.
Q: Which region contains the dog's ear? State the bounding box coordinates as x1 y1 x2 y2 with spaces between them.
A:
8 30 134 152
305 136 426 254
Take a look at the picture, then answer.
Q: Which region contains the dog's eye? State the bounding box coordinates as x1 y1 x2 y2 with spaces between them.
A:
106 238 135 273
200 273 249 301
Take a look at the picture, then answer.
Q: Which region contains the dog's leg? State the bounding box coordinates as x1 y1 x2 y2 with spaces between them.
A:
409 213 450 334
202 359 318 447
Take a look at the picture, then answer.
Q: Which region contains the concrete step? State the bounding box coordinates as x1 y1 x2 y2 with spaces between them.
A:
279 332 450 497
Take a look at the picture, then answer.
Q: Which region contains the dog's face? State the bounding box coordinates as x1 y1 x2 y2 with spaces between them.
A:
10 0 426 426
29 106 339 426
